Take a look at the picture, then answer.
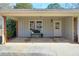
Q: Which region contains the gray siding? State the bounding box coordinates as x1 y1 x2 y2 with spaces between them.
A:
62 17 73 40
18 16 73 39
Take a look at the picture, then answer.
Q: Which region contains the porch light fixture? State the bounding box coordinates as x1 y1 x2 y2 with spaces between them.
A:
51 19 53 22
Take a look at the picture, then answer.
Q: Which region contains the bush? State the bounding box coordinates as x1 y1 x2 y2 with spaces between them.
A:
6 17 16 38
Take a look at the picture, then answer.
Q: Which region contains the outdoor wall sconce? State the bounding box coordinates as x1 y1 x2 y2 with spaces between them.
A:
51 19 53 22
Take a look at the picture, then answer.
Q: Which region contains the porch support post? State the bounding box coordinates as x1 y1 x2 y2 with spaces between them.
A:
3 16 7 44
16 21 18 37
72 17 74 42
77 17 79 43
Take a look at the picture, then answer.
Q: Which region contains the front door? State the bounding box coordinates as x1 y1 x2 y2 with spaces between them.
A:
54 20 62 37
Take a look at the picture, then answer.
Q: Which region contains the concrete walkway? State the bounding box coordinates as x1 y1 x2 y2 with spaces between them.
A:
0 43 79 56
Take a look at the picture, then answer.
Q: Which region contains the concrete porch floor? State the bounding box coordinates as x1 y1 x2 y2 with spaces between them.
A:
8 37 73 43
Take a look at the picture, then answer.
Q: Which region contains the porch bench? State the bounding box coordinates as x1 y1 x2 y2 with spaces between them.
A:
31 33 43 38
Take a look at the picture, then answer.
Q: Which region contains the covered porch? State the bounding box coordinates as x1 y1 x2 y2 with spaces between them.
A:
0 9 79 44
7 16 75 43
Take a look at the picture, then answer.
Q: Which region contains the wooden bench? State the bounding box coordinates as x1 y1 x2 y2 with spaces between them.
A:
30 29 43 38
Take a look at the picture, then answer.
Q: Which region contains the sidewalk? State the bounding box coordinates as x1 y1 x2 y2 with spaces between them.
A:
0 43 79 56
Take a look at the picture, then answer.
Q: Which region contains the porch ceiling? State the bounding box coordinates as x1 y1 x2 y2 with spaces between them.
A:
0 9 79 16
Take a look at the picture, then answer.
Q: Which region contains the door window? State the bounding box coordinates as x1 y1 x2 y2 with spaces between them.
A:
55 22 60 29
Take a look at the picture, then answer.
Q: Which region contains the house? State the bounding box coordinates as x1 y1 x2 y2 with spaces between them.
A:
0 9 79 44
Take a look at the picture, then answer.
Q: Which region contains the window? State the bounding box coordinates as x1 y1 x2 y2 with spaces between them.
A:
30 20 42 32
36 21 42 31
30 21 35 30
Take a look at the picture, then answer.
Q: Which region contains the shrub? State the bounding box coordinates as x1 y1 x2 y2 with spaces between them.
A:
6 17 16 38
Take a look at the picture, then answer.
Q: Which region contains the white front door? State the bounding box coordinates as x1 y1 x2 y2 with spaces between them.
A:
54 20 62 37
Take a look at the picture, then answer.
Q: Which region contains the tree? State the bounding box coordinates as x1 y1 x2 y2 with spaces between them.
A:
47 3 63 9
14 3 32 9
63 3 76 9
73 3 79 9
0 3 13 9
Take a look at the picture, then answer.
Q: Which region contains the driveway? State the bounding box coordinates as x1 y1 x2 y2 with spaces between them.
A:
0 42 79 56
